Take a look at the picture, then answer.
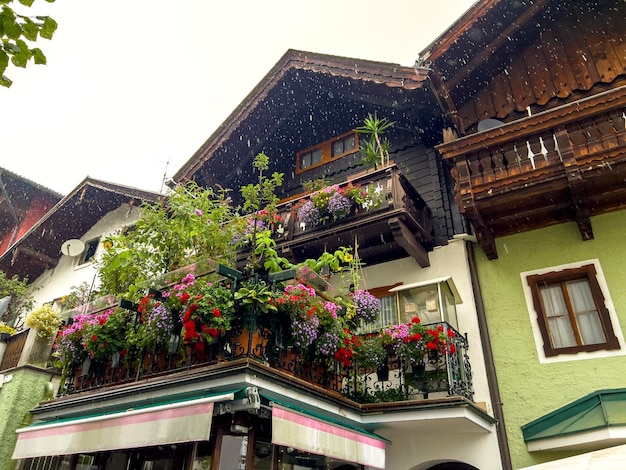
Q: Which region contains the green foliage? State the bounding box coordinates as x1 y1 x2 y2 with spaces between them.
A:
0 270 33 323
0 0 57 88
25 304 61 339
354 334 387 369
82 308 130 360
239 153 285 274
97 182 239 301
59 282 99 310
254 230 291 274
0 321 16 335
357 113 395 169
234 279 277 314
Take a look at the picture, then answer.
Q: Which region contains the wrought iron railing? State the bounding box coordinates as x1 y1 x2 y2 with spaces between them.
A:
61 321 473 403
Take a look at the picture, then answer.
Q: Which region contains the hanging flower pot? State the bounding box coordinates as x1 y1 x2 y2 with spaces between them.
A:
412 361 426 379
81 356 92 376
376 363 390 382
110 352 120 368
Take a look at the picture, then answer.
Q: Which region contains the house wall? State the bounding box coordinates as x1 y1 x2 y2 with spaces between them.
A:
389 430 502 470
474 210 626 468
0 367 55 470
27 204 143 312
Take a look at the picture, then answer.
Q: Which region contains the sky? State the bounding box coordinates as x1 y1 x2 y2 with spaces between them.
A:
1 0 476 196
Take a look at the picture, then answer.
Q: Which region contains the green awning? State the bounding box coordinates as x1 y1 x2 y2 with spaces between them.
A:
522 389 626 451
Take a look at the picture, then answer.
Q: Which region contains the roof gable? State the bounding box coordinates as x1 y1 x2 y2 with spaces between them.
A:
174 49 436 191
0 178 160 281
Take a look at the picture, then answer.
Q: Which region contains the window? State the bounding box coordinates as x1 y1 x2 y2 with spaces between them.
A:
79 237 101 265
527 264 620 357
359 284 401 333
296 131 359 174
360 278 460 332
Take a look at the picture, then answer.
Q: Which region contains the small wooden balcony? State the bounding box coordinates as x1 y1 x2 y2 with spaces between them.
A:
269 164 435 267
438 85 626 259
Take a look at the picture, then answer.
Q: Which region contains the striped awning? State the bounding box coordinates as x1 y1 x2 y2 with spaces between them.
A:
271 404 386 469
12 392 234 460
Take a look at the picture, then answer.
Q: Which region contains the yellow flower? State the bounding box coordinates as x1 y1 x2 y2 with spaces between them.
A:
342 253 353 263
102 240 113 250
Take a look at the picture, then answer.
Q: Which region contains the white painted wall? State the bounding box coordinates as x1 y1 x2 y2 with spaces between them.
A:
388 429 503 470
351 239 502 468
26 204 143 314
349 238 492 413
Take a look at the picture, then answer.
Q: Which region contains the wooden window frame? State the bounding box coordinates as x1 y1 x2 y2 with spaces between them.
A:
527 264 620 357
295 130 359 174
78 237 101 265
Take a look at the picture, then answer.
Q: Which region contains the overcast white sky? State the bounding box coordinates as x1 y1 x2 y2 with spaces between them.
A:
1 0 475 195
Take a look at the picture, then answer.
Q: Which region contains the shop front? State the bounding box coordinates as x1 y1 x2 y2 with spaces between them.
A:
13 386 386 470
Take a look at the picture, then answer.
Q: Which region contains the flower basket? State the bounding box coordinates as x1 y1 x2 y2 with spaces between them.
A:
376 363 390 382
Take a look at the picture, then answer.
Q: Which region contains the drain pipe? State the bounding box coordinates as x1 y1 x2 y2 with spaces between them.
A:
466 240 512 470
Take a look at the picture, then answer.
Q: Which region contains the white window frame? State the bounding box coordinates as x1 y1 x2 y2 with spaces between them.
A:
521 259 626 363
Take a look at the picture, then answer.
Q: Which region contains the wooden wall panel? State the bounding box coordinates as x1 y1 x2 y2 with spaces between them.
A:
452 2 626 134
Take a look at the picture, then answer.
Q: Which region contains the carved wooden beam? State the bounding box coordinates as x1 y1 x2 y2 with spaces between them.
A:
555 129 594 241
388 217 430 268
14 247 58 267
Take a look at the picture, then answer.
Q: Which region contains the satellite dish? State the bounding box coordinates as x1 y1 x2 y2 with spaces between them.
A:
61 239 85 257
477 118 505 132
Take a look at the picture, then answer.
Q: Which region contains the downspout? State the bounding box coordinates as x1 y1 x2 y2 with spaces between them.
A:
466 240 512 470
0 171 21 248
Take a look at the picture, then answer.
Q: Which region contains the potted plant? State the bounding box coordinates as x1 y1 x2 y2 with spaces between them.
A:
163 273 236 352
399 317 455 377
25 304 62 340
357 112 395 169
134 293 177 352
82 308 130 362
294 183 382 228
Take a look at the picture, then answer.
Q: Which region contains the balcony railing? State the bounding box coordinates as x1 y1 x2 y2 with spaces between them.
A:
60 321 473 404
438 85 626 259
267 164 434 267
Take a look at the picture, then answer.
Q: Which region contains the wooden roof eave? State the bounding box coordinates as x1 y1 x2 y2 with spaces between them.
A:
437 85 626 159
173 49 430 184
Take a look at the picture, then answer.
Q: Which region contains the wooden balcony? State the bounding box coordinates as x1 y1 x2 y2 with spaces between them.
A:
270 164 434 267
60 321 473 406
438 85 626 259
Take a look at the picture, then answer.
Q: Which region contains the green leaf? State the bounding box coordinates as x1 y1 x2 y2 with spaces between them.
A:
40 16 57 39
32 47 45 64
22 18 38 41
0 48 8 73
3 13 21 40
18 0 35 7
11 39 31 67
0 73 11 87
3 41 20 54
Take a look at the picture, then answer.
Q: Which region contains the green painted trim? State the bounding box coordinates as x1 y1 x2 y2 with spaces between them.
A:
260 391 390 443
25 388 244 429
522 388 626 441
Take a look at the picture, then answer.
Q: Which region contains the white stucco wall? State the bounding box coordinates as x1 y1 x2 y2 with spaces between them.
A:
27 204 143 313
356 238 492 414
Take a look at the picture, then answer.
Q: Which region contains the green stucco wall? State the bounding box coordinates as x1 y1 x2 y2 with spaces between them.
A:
0 367 53 470
475 210 626 469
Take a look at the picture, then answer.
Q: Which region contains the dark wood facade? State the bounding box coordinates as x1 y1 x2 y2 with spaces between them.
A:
424 0 626 259
175 50 468 265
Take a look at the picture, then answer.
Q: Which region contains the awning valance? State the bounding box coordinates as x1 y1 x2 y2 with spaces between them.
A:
12 392 235 460
271 404 386 469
